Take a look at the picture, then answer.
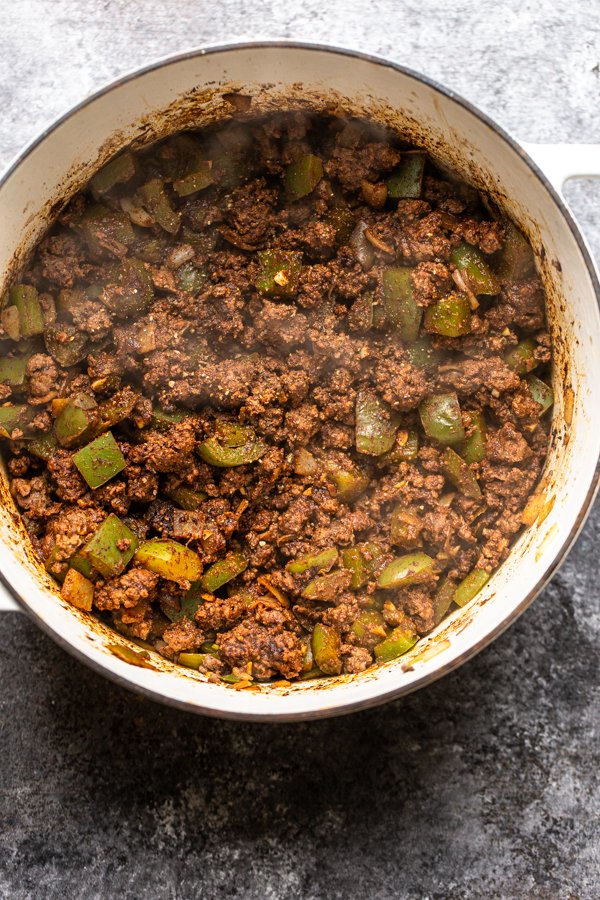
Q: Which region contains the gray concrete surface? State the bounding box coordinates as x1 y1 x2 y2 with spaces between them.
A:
1 2 599 897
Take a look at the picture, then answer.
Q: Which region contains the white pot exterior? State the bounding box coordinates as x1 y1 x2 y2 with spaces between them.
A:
0 44 598 720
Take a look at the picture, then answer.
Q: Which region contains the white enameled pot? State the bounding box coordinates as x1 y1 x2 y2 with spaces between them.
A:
0 43 599 721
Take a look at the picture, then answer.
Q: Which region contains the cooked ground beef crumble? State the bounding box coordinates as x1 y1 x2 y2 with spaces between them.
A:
0 111 553 684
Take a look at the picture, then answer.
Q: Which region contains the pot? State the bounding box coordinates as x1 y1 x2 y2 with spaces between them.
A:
0 42 598 721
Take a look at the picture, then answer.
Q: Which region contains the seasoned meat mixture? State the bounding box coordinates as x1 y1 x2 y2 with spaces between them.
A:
0 111 553 685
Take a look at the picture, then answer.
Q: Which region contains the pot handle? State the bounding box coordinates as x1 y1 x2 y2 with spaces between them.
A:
521 142 600 193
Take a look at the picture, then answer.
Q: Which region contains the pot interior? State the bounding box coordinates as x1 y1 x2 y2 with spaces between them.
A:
0 45 598 719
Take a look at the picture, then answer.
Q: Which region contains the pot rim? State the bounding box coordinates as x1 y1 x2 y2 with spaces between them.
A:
1 40 599 721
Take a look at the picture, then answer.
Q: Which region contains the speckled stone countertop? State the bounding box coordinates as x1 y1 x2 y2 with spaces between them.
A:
1 3 599 897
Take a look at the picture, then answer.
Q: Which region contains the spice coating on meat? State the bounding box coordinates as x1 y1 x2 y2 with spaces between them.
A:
1 111 552 688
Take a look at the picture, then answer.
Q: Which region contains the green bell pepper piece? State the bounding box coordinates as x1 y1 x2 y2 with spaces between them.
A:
374 624 418 662
285 154 324 201
54 394 98 448
301 569 352 601
350 609 387 649
90 151 136 195
173 159 214 197
9 285 44 338
389 506 423 548
298 666 323 681
178 584 204 621
340 547 367 589
451 242 499 295
287 547 338 576
0 356 28 387
504 338 539 375
101 258 154 317
176 262 207 294
165 486 208 511
324 205 355 245
178 652 208 670
498 221 535 281
61 567 94 611
0 404 32 438
355 389 398 456
138 179 181 234
80 203 135 254
26 431 58 460
377 552 437 589
527 374 553 415
382 429 419 465
44 323 88 367
424 292 472 337
197 422 268 467
311 623 342 675
200 552 247 592
69 552 94 580
45 545 68 583
382 267 422 342
326 458 370 502
386 153 426 199
150 407 188 429
453 568 490 607
441 446 482 500
432 577 456 625
1 305 21 341
419 392 465 445
405 335 444 371
73 431 126 489
458 411 487 464
208 126 252 189
255 250 303 298
299 640 322 679
96 391 138 434
82 514 138 578
341 542 384 589
135 538 203 582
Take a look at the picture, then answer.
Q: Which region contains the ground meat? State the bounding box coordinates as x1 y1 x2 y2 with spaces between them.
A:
373 348 429 411
325 142 401 191
223 177 278 247
281 220 338 260
94 567 159 611
162 617 204 652
194 594 247 632
41 506 105 568
486 423 532 464
128 421 197 473
321 421 354 450
218 618 304 680
396 205 455 262
342 645 372 674
26 354 59 402
46 451 88 502
11 475 58 519
126 465 159 503
4 111 552 686
501 279 546 331
284 403 320 446
71 299 113 339
411 261 453 307
39 233 90 287
459 218 505 254
399 588 436 635
254 300 309 351
436 356 520 396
